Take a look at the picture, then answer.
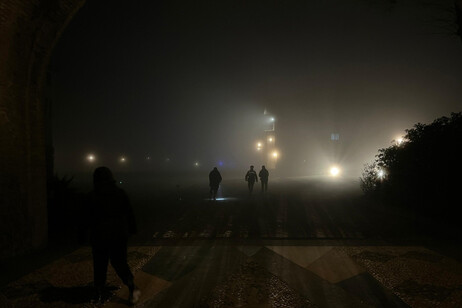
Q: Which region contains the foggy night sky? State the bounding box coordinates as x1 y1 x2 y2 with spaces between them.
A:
51 0 462 177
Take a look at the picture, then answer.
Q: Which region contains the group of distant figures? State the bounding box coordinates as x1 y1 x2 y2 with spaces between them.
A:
208 165 269 200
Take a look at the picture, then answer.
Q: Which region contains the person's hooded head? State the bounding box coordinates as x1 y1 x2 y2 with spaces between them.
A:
93 166 116 190
250 165 254 170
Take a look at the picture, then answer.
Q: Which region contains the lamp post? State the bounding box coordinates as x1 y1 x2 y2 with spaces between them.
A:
263 110 277 169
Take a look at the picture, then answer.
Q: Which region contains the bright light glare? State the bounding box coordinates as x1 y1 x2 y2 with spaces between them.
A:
87 154 95 162
377 169 385 178
120 157 126 162
257 142 262 147
194 162 199 166
268 137 273 142
330 166 340 177
272 151 278 158
396 137 404 145
270 117 275 122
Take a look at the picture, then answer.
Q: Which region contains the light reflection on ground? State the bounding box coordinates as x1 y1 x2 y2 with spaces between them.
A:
205 197 239 201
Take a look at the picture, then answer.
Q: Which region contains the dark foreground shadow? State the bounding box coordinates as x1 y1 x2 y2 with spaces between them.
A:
39 285 118 304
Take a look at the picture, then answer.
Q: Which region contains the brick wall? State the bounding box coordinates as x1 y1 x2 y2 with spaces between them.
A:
0 0 85 258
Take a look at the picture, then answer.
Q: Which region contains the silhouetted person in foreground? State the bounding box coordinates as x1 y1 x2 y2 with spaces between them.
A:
87 167 140 305
245 165 258 194
259 165 269 192
209 167 222 200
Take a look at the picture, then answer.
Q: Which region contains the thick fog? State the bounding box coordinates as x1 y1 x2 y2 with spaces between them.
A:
51 0 462 182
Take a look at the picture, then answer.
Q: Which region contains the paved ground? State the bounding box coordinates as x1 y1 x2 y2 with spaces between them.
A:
1 177 462 307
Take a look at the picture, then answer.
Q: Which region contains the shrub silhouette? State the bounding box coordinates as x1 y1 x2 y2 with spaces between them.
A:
361 112 462 217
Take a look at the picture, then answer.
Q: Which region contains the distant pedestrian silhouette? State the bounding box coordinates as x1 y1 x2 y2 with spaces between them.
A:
259 165 269 192
245 165 258 194
87 167 140 305
209 167 222 200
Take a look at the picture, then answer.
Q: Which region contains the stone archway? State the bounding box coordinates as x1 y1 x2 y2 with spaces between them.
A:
0 0 85 258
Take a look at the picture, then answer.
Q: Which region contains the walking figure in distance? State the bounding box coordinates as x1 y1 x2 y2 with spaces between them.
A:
87 167 140 305
245 165 258 194
209 167 222 200
259 165 269 192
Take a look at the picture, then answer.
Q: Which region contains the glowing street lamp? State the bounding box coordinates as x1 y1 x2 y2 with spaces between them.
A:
194 161 199 167
272 151 278 159
377 169 385 179
120 156 126 163
395 137 404 146
87 154 95 162
330 166 340 177
256 142 263 151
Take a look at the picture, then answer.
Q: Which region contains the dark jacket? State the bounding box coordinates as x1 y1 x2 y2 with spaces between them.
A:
88 183 137 244
209 168 222 188
245 170 258 183
259 168 269 181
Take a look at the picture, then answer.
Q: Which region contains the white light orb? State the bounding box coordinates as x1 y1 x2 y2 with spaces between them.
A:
330 166 340 177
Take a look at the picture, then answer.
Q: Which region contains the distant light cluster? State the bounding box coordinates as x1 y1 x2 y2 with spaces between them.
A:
84 153 219 169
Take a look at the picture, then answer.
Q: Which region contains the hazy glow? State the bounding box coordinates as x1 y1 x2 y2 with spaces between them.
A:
120 156 126 162
272 151 278 158
52 1 462 178
330 166 340 177
377 169 385 178
194 161 199 166
256 141 263 151
87 154 95 162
